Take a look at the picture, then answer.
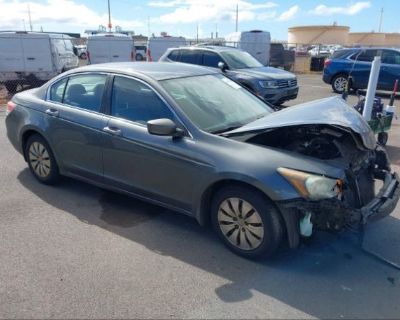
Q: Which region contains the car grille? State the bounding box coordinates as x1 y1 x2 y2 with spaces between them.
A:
277 79 297 88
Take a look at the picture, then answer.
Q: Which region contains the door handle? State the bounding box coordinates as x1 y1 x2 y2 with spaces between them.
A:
103 126 122 136
45 108 59 117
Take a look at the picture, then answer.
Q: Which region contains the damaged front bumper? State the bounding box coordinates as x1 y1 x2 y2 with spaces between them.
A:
277 169 400 248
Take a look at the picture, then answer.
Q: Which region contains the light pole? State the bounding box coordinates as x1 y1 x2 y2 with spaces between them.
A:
107 0 112 32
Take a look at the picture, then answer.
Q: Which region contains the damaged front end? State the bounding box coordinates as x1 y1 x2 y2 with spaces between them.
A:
229 122 400 248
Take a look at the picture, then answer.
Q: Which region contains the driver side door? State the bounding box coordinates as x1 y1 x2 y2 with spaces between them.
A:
101 75 206 212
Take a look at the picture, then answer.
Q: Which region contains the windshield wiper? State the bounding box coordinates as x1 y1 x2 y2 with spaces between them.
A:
210 125 243 135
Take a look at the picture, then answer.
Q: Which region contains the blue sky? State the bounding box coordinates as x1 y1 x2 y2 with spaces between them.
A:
0 0 399 40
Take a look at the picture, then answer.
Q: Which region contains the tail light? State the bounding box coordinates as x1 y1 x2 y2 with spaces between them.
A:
131 49 136 61
6 101 16 116
324 58 332 68
147 49 152 62
87 51 91 64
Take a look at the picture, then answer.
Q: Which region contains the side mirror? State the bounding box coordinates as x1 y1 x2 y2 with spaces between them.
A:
147 118 184 137
218 61 228 72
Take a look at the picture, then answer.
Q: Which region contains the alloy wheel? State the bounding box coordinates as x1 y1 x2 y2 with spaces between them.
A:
334 76 347 92
28 142 51 178
217 197 264 251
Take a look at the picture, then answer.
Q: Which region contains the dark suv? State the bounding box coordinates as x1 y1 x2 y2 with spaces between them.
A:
323 48 400 93
160 46 298 105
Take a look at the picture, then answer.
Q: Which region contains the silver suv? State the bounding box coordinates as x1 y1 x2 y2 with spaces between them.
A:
160 46 298 106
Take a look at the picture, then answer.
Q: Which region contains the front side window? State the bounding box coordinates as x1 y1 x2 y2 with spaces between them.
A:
49 77 68 103
63 74 107 112
202 51 223 68
382 50 400 65
111 76 174 124
220 50 262 69
161 74 272 133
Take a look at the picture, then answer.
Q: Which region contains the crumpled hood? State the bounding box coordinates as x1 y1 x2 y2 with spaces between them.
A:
227 96 376 149
232 66 296 80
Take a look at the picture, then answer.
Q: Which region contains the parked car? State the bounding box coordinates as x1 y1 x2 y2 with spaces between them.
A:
269 43 295 71
134 45 147 61
147 36 186 61
0 31 78 93
160 46 298 105
86 33 134 64
6 62 399 258
225 30 271 66
308 45 330 57
74 45 87 59
323 48 400 93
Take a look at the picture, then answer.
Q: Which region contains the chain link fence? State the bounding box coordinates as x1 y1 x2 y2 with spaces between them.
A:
1 33 399 98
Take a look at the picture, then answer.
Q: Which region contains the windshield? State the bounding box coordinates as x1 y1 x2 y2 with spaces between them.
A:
220 50 263 69
161 74 273 133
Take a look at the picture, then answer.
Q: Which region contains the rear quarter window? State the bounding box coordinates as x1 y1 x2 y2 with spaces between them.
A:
168 50 180 61
49 78 68 103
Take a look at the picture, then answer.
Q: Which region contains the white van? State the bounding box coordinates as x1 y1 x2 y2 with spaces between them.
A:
225 30 271 66
87 33 134 64
0 32 79 93
147 36 186 61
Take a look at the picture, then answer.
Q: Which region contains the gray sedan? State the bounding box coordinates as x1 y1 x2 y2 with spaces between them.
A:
5 62 400 259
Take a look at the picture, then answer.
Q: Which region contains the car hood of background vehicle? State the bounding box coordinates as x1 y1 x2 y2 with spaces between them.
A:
233 66 296 80
226 96 376 149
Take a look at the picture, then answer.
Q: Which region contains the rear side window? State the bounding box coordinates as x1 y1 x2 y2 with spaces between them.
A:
63 74 107 112
49 78 68 103
180 50 201 65
350 50 378 62
202 51 223 68
111 76 174 124
168 50 180 61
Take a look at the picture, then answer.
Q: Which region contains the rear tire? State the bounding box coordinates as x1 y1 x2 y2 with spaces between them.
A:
211 185 283 259
80 52 87 59
25 134 60 185
331 74 349 94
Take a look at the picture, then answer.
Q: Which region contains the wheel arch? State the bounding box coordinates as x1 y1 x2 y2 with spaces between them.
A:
21 128 50 161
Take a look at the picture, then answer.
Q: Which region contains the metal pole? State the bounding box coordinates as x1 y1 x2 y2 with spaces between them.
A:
378 7 383 32
107 0 112 32
235 3 238 32
28 4 33 31
363 56 381 121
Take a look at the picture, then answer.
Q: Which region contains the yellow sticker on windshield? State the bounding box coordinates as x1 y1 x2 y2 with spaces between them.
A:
221 77 242 90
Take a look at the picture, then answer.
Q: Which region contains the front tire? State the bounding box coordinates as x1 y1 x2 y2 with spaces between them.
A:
331 74 349 94
211 186 283 259
25 134 60 184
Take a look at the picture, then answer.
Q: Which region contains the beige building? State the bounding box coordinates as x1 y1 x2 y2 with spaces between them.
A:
288 25 400 47
288 25 349 45
347 32 386 46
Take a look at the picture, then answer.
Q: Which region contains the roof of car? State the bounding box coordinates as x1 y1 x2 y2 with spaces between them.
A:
68 62 218 81
173 45 244 53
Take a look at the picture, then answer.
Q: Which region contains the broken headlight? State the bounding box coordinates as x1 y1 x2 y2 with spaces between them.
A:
277 167 342 201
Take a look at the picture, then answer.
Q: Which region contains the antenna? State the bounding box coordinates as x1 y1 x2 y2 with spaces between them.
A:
378 7 383 32
107 0 112 32
196 23 199 43
27 4 33 31
235 3 238 32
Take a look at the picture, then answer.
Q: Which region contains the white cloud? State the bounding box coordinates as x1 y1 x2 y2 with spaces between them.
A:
309 1 371 16
152 0 278 24
276 5 299 21
0 0 143 32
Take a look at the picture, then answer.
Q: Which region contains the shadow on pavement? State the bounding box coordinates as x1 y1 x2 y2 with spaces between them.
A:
18 169 400 319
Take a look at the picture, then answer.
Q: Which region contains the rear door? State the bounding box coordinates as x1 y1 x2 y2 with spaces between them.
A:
87 39 109 64
349 49 379 89
109 39 133 62
0 35 24 72
44 73 108 180
381 49 400 90
21 36 53 72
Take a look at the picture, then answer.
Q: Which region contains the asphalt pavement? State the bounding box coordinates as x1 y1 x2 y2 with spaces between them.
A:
1 74 400 319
